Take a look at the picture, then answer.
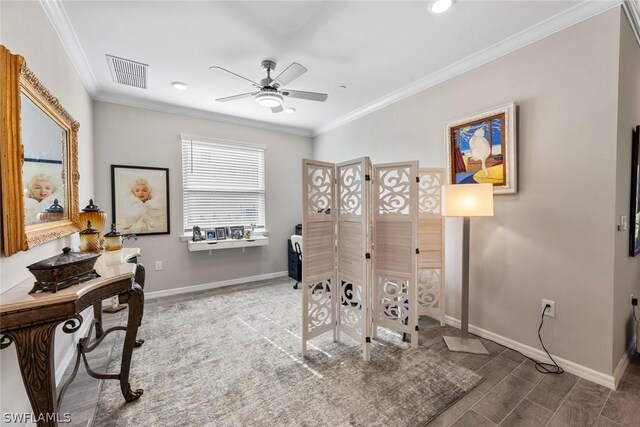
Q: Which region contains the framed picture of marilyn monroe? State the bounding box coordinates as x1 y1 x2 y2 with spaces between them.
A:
111 165 170 236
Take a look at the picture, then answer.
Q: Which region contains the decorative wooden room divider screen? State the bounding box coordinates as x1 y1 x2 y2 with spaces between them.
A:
372 161 419 349
417 168 446 325
302 158 419 361
301 160 337 357
336 158 373 360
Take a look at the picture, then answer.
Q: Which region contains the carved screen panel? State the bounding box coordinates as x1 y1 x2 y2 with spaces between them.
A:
302 160 337 356
417 169 446 324
336 158 372 360
372 161 418 347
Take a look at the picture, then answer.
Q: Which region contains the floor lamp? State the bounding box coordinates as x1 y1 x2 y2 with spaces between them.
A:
441 183 494 354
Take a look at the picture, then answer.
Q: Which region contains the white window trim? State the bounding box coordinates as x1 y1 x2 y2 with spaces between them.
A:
180 134 267 151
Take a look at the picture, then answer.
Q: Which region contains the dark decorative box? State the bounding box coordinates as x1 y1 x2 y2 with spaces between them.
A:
26 247 101 294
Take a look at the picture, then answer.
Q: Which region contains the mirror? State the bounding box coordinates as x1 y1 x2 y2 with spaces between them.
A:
1 46 80 256
22 92 67 225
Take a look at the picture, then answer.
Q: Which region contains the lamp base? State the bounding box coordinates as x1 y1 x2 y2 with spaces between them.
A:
443 336 489 354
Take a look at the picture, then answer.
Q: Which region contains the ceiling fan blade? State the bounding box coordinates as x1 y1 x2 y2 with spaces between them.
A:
282 89 328 102
271 105 284 113
210 66 260 87
271 62 307 87
215 91 258 102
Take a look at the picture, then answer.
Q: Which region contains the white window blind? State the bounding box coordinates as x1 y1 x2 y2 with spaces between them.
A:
182 136 266 231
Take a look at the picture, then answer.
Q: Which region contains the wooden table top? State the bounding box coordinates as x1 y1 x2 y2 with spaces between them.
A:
0 248 140 314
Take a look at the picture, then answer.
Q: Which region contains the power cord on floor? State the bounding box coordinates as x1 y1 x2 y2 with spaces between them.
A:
533 304 564 374
465 304 564 375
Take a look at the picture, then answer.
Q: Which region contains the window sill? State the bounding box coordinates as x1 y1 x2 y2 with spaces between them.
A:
180 228 268 242
187 236 269 252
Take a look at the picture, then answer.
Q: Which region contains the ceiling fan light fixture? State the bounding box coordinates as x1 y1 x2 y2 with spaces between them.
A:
430 0 453 14
255 91 283 108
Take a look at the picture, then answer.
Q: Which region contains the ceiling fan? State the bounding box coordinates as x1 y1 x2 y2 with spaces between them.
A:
210 60 328 113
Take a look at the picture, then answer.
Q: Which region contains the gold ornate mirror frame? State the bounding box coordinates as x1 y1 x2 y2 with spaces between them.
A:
1 46 80 256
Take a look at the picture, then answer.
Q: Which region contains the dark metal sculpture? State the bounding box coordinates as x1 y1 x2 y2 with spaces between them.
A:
192 225 205 242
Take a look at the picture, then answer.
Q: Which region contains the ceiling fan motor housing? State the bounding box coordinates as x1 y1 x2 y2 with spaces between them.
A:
261 60 276 72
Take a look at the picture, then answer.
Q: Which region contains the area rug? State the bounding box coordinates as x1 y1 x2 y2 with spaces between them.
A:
93 280 482 426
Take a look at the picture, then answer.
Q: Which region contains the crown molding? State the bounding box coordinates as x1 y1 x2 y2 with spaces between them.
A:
622 0 640 46
93 92 313 138
39 0 99 95
312 0 622 136
41 0 312 138
42 0 626 140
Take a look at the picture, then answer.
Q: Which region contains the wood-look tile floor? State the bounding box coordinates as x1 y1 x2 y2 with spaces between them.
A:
57 279 640 427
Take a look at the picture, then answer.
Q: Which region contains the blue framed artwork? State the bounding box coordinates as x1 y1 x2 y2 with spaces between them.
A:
445 102 517 194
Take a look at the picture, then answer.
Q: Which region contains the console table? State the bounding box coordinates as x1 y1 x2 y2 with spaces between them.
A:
0 248 145 427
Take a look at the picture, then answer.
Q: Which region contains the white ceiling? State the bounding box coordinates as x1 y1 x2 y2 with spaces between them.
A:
53 0 620 135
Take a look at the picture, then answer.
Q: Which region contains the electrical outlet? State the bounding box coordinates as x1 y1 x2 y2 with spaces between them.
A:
542 299 555 317
155 261 162 271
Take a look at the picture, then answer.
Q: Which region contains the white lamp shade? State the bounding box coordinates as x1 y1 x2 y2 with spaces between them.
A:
441 184 494 217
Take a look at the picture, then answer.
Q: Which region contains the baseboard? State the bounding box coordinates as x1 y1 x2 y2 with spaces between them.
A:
444 315 617 389
613 337 637 389
55 311 93 386
144 271 289 299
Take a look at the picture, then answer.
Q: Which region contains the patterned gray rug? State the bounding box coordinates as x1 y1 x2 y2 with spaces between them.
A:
93 280 482 426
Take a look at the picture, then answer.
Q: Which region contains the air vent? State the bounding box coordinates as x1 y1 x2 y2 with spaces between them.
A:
106 55 148 89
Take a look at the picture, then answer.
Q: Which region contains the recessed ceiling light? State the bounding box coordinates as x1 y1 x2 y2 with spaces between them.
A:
430 0 453 14
285 107 296 114
171 81 188 90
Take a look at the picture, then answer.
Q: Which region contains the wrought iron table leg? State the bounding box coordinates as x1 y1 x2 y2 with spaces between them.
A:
119 283 144 402
1 317 80 427
93 301 104 339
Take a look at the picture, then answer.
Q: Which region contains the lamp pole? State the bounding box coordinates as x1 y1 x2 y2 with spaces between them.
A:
461 216 470 341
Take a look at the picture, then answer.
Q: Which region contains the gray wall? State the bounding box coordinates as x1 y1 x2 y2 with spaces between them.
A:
314 9 622 375
613 10 640 373
0 1 95 419
92 102 312 293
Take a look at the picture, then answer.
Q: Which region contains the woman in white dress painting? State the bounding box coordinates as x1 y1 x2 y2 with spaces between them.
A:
23 173 63 225
119 178 167 233
468 128 492 178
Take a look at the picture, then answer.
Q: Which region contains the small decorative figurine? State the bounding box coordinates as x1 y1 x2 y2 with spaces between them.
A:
192 226 205 242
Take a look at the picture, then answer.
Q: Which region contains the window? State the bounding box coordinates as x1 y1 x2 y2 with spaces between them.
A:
181 135 266 232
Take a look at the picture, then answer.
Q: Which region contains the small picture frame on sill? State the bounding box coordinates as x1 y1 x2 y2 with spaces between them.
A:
230 226 244 240
206 229 216 241
215 227 227 240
